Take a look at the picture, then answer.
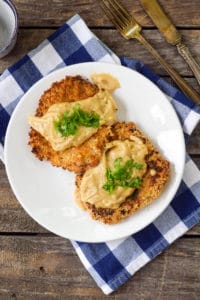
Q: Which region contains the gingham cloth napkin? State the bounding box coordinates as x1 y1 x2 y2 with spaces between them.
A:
0 15 200 294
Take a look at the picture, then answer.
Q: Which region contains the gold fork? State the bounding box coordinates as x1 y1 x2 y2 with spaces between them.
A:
100 0 200 105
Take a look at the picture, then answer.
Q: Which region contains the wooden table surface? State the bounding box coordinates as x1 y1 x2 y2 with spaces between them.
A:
0 1 200 299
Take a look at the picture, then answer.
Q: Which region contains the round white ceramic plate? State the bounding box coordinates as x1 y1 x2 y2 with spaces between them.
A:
4 62 185 242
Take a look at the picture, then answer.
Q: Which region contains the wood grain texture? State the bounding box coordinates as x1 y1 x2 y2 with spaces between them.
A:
0 236 200 299
13 0 200 27
0 28 200 80
1 159 200 235
94 29 200 78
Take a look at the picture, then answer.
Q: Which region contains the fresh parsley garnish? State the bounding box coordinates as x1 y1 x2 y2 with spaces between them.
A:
102 157 143 194
54 104 100 137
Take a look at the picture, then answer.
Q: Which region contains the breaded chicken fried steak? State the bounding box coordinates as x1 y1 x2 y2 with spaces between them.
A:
28 74 119 173
75 122 170 224
28 73 170 224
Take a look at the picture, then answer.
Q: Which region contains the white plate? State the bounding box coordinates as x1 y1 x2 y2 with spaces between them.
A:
4 62 185 243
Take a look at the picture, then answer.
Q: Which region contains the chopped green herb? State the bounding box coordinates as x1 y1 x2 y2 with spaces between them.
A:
102 157 143 194
54 104 100 137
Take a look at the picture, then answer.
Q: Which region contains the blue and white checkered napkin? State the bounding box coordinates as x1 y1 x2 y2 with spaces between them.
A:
1 15 200 294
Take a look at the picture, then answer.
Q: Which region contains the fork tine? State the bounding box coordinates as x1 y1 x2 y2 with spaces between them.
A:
100 0 125 30
106 0 130 28
109 0 132 23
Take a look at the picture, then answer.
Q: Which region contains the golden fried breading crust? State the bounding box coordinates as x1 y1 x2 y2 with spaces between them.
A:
34 75 99 116
75 122 170 224
28 75 109 173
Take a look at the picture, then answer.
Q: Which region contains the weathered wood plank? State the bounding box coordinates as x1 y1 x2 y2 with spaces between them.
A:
13 0 200 27
0 28 199 79
95 29 200 78
0 159 200 235
0 236 199 299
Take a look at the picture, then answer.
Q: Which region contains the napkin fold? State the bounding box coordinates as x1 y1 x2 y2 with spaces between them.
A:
0 15 200 294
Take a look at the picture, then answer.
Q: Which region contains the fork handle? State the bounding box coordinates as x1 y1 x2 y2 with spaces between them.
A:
136 34 200 105
176 42 200 86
